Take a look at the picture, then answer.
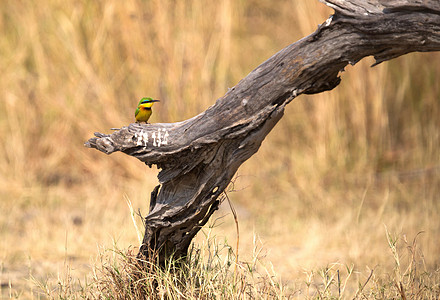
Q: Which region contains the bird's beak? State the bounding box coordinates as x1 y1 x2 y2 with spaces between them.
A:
152 99 160 102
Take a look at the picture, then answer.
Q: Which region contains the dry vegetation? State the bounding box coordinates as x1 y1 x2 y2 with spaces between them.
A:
1 0 439 298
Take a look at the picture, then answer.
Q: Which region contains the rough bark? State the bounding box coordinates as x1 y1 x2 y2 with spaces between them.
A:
85 0 440 264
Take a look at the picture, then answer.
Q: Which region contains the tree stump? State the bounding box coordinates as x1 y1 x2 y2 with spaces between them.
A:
85 0 440 264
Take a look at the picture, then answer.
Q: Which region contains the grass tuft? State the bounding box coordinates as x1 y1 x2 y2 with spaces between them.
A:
34 233 291 299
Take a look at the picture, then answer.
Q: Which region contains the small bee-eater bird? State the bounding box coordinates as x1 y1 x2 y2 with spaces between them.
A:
135 97 160 123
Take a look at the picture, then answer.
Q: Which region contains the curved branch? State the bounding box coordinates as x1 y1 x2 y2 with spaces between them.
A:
85 0 440 262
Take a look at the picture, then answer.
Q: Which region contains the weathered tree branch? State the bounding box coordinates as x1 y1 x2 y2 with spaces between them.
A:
85 0 440 263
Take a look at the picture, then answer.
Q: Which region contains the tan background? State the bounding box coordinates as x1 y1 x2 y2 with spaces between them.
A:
1 0 439 297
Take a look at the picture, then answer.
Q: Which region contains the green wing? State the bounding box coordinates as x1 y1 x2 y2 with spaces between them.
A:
135 107 140 118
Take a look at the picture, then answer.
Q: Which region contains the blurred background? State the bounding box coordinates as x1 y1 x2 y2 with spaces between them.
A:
1 0 439 297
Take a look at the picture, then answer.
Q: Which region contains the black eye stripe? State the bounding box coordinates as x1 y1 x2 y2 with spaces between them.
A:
140 99 159 104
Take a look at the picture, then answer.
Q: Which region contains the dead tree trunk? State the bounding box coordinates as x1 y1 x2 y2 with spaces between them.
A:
85 0 440 264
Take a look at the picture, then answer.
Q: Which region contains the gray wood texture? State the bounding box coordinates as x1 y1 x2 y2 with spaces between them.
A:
85 0 440 262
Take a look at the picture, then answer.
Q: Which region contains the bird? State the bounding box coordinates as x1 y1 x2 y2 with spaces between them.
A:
135 97 160 123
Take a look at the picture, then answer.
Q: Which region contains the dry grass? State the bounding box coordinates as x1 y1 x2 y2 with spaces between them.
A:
1 0 439 298
25 227 440 299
